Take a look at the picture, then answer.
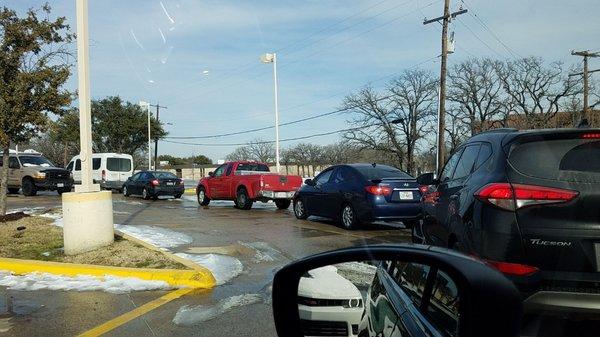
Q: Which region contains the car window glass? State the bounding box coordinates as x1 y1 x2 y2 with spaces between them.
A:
131 173 140 181
225 164 233 176
332 167 358 184
92 158 101 170
452 145 480 180
314 169 333 185
8 157 20 169
236 163 270 172
214 165 225 177
66 161 74 171
355 165 412 180
107 158 132 172
474 143 492 170
75 159 81 171
391 262 430 307
154 172 178 179
440 149 462 182
425 270 460 337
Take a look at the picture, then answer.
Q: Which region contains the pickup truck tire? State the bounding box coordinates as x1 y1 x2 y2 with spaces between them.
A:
197 187 210 206
275 199 291 210
293 199 308 220
21 178 37 197
236 188 253 210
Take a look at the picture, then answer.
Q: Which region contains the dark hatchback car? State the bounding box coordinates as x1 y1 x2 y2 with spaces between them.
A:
415 128 600 318
122 171 184 200
293 164 423 230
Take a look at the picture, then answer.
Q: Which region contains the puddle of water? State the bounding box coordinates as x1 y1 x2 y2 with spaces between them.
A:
173 293 263 326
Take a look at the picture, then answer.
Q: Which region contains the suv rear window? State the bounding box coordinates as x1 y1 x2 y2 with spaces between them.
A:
355 165 412 180
508 138 600 183
106 158 132 172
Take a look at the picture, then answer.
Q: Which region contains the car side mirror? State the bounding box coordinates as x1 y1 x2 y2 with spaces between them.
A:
417 172 438 185
304 179 315 186
271 245 522 337
208 171 215 177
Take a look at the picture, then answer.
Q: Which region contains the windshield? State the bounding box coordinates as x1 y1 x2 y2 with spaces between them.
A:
1 1 598 337
18 155 54 167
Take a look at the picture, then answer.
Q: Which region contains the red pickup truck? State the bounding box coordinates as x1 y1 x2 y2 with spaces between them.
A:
196 161 303 210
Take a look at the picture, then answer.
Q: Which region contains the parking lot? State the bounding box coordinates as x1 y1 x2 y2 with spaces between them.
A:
1 192 410 336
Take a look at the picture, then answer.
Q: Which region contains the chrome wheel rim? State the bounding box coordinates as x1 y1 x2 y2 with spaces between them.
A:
238 193 246 205
342 206 353 228
123 186 127 196
294 200 304 217
198 190 205 202
142 189 147 199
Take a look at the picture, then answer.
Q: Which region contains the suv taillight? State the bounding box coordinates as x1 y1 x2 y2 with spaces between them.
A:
475 183 578 211
485 260 539 276
365 185 392 196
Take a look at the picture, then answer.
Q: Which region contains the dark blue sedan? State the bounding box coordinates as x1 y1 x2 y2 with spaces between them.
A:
292 163 423 230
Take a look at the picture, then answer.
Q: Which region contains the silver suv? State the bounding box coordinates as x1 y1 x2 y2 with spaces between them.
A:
3 151 73 196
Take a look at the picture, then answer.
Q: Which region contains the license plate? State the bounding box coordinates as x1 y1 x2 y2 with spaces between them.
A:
275 192 287 198
57 183 64 188
399 191 413 200
166 182 175 186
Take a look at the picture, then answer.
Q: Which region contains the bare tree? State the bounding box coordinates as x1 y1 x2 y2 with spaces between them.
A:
342 87 405 169
246 139 275 163
495 57 581 128
388 70 437 174
449 58 507 135
225 146 251 161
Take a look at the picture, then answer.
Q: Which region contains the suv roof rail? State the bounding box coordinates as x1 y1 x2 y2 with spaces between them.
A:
478 128 518 135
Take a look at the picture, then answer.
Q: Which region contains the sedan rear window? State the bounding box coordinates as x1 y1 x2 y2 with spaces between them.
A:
106 158 132 172
508 138 600 183
355 165 412 180
154 172 178 179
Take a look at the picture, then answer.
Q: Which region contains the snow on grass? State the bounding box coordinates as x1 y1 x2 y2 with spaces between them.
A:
0 271 171 294
173 293 263 325
175 253 243 285
114 224 193 249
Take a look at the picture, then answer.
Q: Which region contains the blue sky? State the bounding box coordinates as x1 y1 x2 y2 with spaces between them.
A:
6 0 600 161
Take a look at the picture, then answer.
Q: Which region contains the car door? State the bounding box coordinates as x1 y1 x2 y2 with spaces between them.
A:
433 145 480 247
128 172 141 194
133 172 149 194
326 166 361 219
304 168 334 216
208 164 227 198
424 149 463 246
8 157 22 187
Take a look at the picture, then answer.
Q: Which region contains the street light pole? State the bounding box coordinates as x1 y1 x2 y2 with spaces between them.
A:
261 53 281 172
139 101 152 170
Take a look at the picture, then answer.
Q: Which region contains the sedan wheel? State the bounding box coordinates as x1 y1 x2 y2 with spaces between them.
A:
293 199 308 219
122 186 129 197
142 187 150 200
341 204 358 230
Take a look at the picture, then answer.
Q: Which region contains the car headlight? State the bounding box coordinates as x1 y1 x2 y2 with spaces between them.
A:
33 172 46 179
343 298 363 308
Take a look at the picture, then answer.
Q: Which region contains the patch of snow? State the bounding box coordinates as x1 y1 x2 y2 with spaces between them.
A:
238 241 284 263
113 199 143 205
114 224 193 249
0 271 171 294
175 253 243 285
173 293 262 325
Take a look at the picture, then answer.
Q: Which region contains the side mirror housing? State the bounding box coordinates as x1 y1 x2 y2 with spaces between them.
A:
271 245 522 337
417 172 438 185
304 179 315 186
208 171 215 177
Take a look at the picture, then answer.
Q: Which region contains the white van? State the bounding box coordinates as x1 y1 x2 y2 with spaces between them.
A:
67 153 133 192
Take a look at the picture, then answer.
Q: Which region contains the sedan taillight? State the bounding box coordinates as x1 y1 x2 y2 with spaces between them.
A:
475 183 578 211
365 185 392 196
151 179 160 186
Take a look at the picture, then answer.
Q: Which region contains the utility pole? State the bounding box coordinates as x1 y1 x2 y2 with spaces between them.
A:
149 102 167 170
424 2 467 174
570 50 600 124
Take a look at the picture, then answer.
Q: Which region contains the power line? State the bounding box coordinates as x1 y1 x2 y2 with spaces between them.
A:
455 17 505 58
164 55 438 138
162 125 374 147
460 0 522 59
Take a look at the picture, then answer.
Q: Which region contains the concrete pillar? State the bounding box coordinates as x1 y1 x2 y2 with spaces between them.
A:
63 191 114 255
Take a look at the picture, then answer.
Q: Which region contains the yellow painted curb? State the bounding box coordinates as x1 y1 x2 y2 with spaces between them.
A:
184 188 195 194
0 257 215 289
115 230 205 272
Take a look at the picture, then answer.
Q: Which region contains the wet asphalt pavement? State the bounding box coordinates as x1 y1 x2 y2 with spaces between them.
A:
0 191 410 336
